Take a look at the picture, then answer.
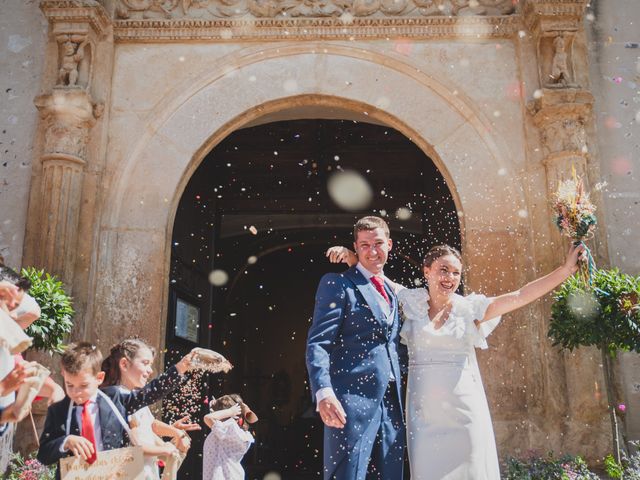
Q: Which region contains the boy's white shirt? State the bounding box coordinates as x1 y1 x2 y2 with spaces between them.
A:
60 393 104 452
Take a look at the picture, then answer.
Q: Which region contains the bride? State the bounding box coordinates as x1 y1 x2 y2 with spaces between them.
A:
327 242 585 479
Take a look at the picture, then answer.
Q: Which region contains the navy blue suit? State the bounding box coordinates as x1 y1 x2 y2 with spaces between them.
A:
37 366 183 480
306 266 407 479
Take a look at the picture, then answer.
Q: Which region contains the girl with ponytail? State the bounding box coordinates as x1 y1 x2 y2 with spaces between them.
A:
102 338 200 480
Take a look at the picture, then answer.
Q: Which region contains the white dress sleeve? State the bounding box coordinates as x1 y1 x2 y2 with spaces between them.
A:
465 293 501 350
398 288 429 345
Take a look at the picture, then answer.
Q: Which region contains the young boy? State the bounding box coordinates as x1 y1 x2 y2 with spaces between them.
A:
37 342 192 479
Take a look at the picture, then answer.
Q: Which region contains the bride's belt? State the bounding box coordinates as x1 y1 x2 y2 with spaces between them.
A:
409 353 470 368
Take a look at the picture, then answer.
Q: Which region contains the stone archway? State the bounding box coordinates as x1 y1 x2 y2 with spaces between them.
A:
94 44 530 342
87 45 547 456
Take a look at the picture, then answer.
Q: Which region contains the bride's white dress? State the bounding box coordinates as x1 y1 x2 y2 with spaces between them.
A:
398 288 502 480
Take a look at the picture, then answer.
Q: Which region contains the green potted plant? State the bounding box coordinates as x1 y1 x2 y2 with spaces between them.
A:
19 267 74 354
549 270 640 467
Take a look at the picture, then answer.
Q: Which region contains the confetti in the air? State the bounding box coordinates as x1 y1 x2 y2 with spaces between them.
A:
327 169 373 211
396 207 412 221
567 291 600 320
209 269 229 286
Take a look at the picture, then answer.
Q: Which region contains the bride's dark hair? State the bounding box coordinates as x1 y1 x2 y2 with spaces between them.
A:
422 245 462 268
101 337 155 387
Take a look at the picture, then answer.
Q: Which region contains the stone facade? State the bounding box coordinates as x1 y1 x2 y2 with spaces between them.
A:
2 0 639 463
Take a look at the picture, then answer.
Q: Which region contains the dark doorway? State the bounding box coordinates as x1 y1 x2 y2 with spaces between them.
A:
164 119 460 479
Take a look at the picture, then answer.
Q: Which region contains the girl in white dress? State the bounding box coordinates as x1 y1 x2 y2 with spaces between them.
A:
102 338 200 480
202 394 257 480
327 242 585 480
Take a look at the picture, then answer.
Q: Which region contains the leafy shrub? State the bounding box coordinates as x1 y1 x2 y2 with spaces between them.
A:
20 267 74 353
604 441 640 480
548 269 640 356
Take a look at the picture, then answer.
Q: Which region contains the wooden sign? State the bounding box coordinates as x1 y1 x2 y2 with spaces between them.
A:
60 446 145 480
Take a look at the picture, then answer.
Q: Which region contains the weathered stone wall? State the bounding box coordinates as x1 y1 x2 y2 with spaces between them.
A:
3 0 637 464
586 0 640 441
0 1 47 267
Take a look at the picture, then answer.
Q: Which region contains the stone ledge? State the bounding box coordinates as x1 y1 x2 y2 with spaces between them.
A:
113 14 522 42
40 1 112 38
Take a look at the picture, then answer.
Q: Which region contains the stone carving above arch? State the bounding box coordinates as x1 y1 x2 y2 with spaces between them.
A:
115 0 516 19
113 14 520 41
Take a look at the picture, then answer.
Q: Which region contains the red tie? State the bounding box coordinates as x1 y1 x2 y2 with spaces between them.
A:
81 400 98 464
370 276 390 305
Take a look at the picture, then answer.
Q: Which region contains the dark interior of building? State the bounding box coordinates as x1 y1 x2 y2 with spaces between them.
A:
163 118 460 479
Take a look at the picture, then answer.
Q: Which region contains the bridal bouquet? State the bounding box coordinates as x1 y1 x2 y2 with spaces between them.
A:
553 167 597 241
552 166 597 286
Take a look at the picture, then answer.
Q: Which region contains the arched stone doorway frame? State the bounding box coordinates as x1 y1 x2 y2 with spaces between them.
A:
95 39 530 362
91 42 536 447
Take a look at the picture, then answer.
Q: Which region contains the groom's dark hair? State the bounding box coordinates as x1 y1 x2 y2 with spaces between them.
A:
354 216 390 240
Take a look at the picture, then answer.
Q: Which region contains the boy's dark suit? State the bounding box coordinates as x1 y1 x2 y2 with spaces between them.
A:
38 365 183 479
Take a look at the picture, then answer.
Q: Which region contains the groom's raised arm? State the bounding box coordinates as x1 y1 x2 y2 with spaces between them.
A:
306 272 347 400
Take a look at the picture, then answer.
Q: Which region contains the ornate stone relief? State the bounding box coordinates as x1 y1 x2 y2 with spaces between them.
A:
113 15 520 41
528 89 593 157
537 32 579 88
56 34 91 87
115 0 517 19
35 90 101 159
538 118 585 155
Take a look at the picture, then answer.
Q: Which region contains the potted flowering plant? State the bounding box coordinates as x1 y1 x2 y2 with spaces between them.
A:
6 452 56 480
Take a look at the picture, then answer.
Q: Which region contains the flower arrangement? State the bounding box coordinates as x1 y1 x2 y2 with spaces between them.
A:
503 451 600 480
552 166 597 241
552 166 597 286
6 452 56 480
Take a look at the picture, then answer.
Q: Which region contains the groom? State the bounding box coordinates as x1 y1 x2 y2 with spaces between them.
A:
306 216 406 479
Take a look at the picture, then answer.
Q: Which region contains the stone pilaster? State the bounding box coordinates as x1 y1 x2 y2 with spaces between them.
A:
24 1 111 289
523 0 611 459
528 88 593 214
33 89 101 284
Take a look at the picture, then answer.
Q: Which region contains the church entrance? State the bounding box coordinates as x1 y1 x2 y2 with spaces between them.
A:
164 117 460 479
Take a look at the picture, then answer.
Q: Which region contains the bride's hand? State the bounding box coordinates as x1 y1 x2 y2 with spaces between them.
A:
563 243 587 275
326 246 357 267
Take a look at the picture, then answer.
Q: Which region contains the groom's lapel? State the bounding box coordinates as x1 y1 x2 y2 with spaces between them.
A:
384 281 397 322
344 267 386 322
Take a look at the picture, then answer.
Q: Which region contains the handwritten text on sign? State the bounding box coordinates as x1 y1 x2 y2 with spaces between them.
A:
60 446 145 480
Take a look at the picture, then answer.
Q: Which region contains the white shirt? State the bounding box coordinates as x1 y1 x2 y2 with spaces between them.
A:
315 263 395 406
60 394 104 452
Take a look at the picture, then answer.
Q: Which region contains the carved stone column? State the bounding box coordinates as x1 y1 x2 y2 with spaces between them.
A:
524 0 611 459
524 0 591 195
528 88 593 232
33 89 101 284
28 1 110 287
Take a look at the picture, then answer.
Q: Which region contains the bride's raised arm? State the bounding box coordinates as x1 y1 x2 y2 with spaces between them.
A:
480 243 585 323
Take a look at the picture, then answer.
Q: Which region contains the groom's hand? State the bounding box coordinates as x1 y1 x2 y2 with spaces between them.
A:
318 397 347 429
